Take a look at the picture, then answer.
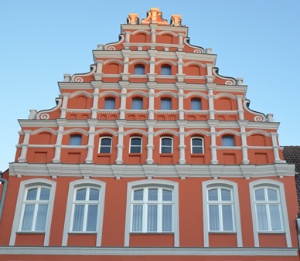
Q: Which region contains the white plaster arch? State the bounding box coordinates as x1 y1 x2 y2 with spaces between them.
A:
217 129 240 137
95 129 118 136
31 128 57 136
185 129 210 137
64 128 89 136
154 129 179 137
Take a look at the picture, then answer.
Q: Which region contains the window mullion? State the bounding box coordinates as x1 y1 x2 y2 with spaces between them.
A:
143 188 147 232
32 188 41 231
157 188 162 232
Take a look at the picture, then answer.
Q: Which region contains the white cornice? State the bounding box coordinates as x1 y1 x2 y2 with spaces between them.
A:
0 246 297 256
9 163 295 179
58 82 93 90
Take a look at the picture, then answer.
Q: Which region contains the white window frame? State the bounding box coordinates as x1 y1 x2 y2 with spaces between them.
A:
124 180 179 247
202 180 242 247
62 179 106 246
160 137 173 154
99 136 112 154
191 137 204 154
129 136 142 153
9 179 56 246
249 179 291 247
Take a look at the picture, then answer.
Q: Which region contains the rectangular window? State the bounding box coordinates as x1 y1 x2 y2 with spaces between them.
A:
160 98 172 110
161 65 172 75
104 98 115 109
134 65 145 75
191 98 202 110
132 97 143 110
222 135 235 146
69 135 82 145
191 137 204 154
99 137 112 153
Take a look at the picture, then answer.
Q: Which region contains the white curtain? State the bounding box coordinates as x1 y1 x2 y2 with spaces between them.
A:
147 205 157 231
162 205 172 231
132 205 143 231
222 205 233 231
132 98 143 110
72 205 84 231
209 205 219 231
256 205 268 230
87 205 98 231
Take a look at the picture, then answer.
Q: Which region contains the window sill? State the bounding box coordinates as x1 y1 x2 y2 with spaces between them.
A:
257 231 285 234
160 153 173 156
68 232 97 234
130 232 174 235
97 153 111 156
17 231 45 234
208 231 236 234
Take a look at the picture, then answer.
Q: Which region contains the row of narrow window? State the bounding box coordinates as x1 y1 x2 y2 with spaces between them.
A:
133 64 172 75
69 135 236 153
103 97 202 110
19 183 283 234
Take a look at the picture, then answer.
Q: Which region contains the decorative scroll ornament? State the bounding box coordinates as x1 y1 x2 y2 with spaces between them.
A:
194 49 203 54
225 80 234 85
254 116 263 122
74 77 83 82
107 46 116 51
39 113 50 120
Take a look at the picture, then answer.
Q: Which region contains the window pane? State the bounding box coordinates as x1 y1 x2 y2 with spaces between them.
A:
132 98 143 110
161 65 171 75
192 146 203 154
148 189 158 201
221 189 231 201
209 205 219 231
69 135 82 145
147 205 157 231
87 205 98 231
222 136 235 146
134 65 145 75
100 138 112 153
132 205 143 231
268 188 278 201
40 188 50 200
21 204 35 230
133 189 143 201
89 188 100 201
35 204 48 231
222 205 233 231
192 138 202 146
192 138 203 154
76 189 86 200
160 98 172 110
270 205 282 230
208 189 218 201
163 190 172 201
72 205 84 231
27 188 37 200
191 98 201 110
104 98 115 109
101 138 112 146
256 205 268 231
130 138 142 153
255 189 265 201
162 205 172 231
162 138 172 146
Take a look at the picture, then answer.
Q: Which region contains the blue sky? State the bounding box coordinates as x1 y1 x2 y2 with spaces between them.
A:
0 1 299 171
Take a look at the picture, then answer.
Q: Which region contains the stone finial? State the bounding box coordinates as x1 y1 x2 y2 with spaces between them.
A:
170 14 182 26
266 113 274 122
63 74 71 82
127 13 139 25
28 110 37 119
141 8 168 25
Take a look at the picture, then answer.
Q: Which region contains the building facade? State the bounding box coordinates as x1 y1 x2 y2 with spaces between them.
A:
0 8 298 260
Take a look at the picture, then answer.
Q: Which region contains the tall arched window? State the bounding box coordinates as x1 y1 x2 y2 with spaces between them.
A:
161 64 172 75
132 97 143 110
134 64 145 75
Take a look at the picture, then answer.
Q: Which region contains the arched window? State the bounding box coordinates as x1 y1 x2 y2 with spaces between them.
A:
134 64 145 75
191 98 202 110
71 186 101 232
160 97 172 110
161 64 172 75
207 187 234 232
132 97 143 110
222 135 235 146
99 137 112 153
253 186 283 232
130 137 142 153
69 134 82 145
160 137 173 153
191 137 204 154
104 97 115 109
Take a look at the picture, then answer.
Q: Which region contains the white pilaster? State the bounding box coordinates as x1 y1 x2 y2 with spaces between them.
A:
237 95 244 120
146 120 156 164
60 94 69 118
271 132 284 163
239 121 249 164
208 120 218 164
178 121 187 164
18 130 31 162
116 120 126 164
85 120 97 163
52 119 66 163
91 87 99 119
